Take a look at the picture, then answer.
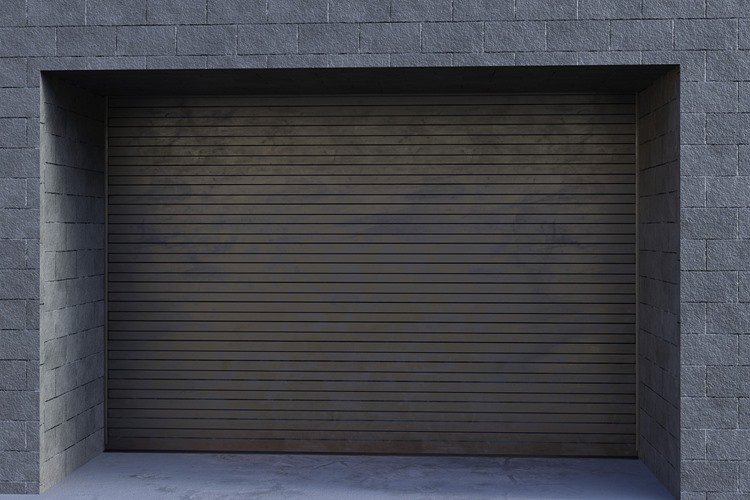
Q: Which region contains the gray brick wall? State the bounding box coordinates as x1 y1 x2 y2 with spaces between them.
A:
39 76 106 492
636 69 681 495
0 0 746 497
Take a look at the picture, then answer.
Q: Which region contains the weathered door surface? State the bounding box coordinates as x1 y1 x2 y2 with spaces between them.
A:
106 93 636 456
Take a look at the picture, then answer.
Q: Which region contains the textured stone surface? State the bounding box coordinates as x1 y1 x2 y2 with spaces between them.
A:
637 72 681 495
39 77 106 492
0 1 745 497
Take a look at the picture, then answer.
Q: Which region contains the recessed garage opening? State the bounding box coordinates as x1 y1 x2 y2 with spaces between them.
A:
40 66 680 493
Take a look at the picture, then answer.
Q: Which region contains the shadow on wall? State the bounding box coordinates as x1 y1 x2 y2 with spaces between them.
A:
39 75 107 491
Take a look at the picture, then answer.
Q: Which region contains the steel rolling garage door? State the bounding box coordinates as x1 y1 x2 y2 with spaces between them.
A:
106 93 637 456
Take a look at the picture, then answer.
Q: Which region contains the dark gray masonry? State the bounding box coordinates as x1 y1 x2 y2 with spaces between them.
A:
0 1 748 498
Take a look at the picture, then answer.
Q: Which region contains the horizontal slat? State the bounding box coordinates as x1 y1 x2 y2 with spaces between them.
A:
109 197 635 208
109 93 635 107
106 416 634 434
107 360 635 374
107 339 634 354
107 280 634 294
106 431 634 447
108 135 635 147
108 437 636 457
107 292 634 304
107 396 635 412
108 262 635 274
108 144 636 158
108 154 635 166
107 312 635 325
107 216 637 229
107 242 635 254
109 124 636 140
108 102 634 117
107 379 634 394
107 407 635 423
108 173 635 185
107 369 635 383
108 183 636 196
106 302 635 315
107 322 635 334
107 389 634 404
109 342 634 364
105 437 636 456
106 164 636 176
108 254 635 266
108 234 636 246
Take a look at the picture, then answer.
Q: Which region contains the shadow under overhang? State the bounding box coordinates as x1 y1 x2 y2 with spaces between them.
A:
44 65 676 96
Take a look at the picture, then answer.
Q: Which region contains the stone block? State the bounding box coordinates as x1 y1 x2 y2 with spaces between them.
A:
708 0 750 17
360 23 420 53
86 0 148 25
28 0 85 26
682 334 738 365
207 0 265 23
681 113 706 145
0 58 28 87
642 50 706 81
706 176 750 208
547 21 609 51
682 429 707 459
391 0 452 21
682 460 739 493
116 26 175 56
329 0 389 22
453 0 513 21
327 54 390 67
707 303 750 333
577 51 641 65
452 52 515 66
267 0 327 22
707 366 750 397
0 0 26 26
682 365 707 397
681 145 738 176
708 50 750 81
706 430 750 459
421 23 482 53
681 208 738 239
675 19 738 50
0 451 38 482
683 397 739 429
299 24 358 54
578 0 641 19
177 25 236 56
611 20 673 50
683 82 738 113
390 53 452 67
515 0 576 19
682 177 706 208
146 0 206 23
708 240 750 270
0 28 55 57
485 22 545 52
0 392 36 421
57 27 116 57
643 0 706 18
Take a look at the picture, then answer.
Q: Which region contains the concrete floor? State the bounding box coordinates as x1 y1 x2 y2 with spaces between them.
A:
9 453 672 499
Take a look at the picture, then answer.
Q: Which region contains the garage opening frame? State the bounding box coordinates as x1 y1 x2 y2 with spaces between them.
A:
38 65 680 494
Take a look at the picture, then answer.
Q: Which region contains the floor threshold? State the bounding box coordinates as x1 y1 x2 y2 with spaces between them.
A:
17 453 672 499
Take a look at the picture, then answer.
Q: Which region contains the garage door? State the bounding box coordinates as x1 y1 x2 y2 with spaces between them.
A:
106 93 637 456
